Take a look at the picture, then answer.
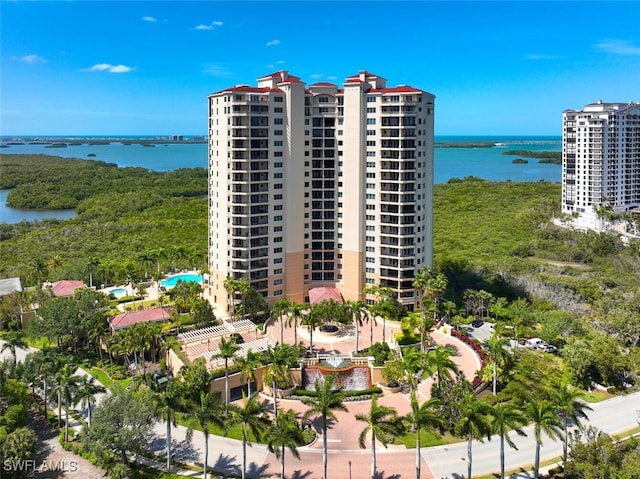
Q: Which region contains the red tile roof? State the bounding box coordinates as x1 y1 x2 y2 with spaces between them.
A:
370 86 424 93
310 82 338 87
258 71 304 84
48 280 85 298
209 86 284 95
309 287 344 305
109 307 171 331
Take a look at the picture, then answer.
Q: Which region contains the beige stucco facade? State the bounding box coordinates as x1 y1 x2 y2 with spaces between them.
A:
208 71 434 313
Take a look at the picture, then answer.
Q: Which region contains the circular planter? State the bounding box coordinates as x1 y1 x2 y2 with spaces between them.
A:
377 382 402 396
317 324 340 336
263 384 296 398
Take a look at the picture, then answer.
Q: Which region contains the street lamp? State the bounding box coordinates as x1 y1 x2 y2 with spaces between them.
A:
348 460 352 479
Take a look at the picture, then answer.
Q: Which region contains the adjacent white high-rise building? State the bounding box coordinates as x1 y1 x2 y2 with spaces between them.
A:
207 71 435 313
561 100 640 231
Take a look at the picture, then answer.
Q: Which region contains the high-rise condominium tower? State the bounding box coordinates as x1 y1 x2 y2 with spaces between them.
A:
208 71 435 313
562 100 640 231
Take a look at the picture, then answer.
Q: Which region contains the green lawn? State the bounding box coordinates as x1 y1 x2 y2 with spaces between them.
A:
394 429 460 448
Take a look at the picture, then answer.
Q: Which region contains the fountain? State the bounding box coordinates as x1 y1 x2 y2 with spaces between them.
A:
302 354 372 391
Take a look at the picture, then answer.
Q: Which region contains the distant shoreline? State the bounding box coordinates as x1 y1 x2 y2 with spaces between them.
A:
1 136 560 149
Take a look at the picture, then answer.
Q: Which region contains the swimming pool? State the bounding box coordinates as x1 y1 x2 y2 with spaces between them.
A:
160 273 204 289
110 287 127 295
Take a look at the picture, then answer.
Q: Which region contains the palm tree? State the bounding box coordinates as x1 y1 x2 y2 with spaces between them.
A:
404 391 443 479
525 398 561 479
426 345 459 395
356 394 402 479
1 331 28 368
86 255 101 288
270 298 291 344
236 349 262 398
263 343 297 418
223 276 239 320
265 408 305 479
154 383 181 473
485 332 512 395
236 277 251 319
167 245 186 271
306 303 326 353
286 301 307 347
302 374 348 479
490 401 527 479
182 391 224 479
225 393 270 479
53 363 82 441
552 380 592 464
402 347 428 393
345 299 369 353
455 393 493 479
75 375 106 428
137 250 155 280
213 336 240 411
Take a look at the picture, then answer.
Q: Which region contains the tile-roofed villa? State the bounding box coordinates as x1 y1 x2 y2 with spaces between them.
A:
46 280 86 298
308 287 344 305
109 307 171 332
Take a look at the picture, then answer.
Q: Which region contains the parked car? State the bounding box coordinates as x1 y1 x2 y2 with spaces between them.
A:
471 319 484 328
541 344 558 354
525 337 546 349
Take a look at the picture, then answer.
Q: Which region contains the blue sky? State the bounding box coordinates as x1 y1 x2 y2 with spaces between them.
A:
2 1 639 136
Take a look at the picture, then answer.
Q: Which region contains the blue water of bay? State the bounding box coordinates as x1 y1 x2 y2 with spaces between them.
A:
0 136 561 223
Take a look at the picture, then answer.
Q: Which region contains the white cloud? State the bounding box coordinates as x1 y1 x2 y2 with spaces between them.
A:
266 39 280 47
202 63 235 78
20 54 46 64
142 16 157 22
309 73 324 79
195 21 223 30
86 63 135 73
595 39 640 55
276 60 285 65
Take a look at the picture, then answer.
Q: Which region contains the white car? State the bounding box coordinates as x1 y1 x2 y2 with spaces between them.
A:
525 338 546 349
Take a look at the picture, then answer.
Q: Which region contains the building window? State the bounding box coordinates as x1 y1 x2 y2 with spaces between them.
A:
366 161 375 168
367 96 376 103
366 194 375 200
274 173 283 178
274 257 283 264
274 107 283 113
274 130 283 136
274 268 283 274
367 118 376 125
366 140 376 146
366 107 376 113
274 278 283 286
274 247 283 253
274 226 283 232
365 267 375 274
274 140 283 146
274 118 283 124
366 151 376 157
274 215 283 221
274 97 283 102
274 194 283 200
274 162 283 168
365 235 375 242
366 172 376 178
366 225 375 231
366 183 375 189
366 130 375 136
